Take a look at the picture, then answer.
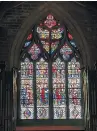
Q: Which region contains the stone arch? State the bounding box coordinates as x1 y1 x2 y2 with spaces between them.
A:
9 2 91 70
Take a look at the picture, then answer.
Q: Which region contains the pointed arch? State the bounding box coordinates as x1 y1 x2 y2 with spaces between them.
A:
9 2 91 70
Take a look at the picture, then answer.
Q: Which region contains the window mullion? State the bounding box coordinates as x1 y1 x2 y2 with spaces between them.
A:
49 60 53 119
65 62 69 119
33 62 37 119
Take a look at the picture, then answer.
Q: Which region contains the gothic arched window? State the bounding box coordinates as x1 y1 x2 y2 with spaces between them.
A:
19 14 82 120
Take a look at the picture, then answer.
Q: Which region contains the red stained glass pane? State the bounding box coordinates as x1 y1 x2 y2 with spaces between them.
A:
44 14 56 28
68 33 73 40
27 33 32 40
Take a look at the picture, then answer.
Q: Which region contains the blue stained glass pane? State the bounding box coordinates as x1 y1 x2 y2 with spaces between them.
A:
24 41 31 47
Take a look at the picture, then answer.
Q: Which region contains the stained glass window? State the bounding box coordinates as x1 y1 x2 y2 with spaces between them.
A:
19 14 83 120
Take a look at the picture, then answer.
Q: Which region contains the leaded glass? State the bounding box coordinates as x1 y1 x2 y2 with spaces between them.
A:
44 14 56 28
41 41 49 53
28 44 41 60
36 58 49 119
24 41 31 47
68 58 81 119
20 14 83 121
51 28 64 39
20 107 34 119
21 60 33 78
68 32 73 40
52 58 66 119
51 41 59 54
37 27 49 39
60 43 73 61
20 60 34 119
69 99 82 119
37 107 49 119
27 33 32 41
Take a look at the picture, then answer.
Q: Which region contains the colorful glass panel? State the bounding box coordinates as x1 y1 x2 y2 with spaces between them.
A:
20 60 34 119
37 27 49 39
44 14 56 28
28 44 41 60
69 99 82 119
41 41 49 53
68 58 81 119
20 107 34 119
51 28 64 39
36 58 49 119
60 43 73 61
51 41 59 54
21 59 33 78
52 58 66 119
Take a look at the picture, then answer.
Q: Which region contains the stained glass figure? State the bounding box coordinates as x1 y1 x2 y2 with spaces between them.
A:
36 58 49 119
52 58 66 119
44 14 56 28
60 43 73 61
28 44 41 60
